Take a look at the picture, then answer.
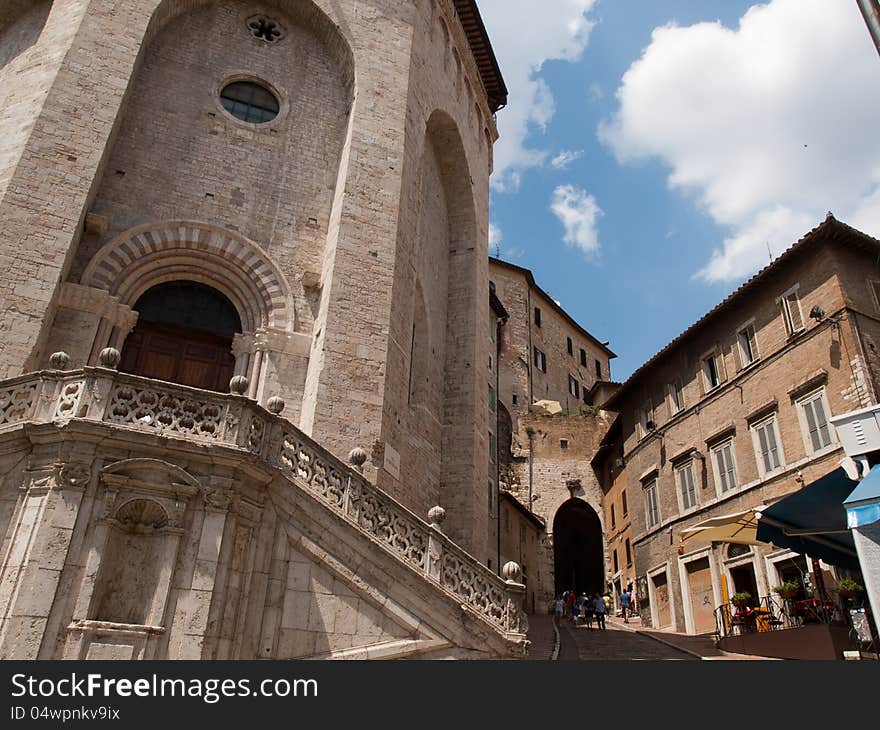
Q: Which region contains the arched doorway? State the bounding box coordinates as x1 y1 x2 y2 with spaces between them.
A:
120 281 241 392
553 499 604 597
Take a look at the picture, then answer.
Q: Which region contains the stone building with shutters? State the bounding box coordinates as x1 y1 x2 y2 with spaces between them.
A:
601 216 880 635
0 0 533 660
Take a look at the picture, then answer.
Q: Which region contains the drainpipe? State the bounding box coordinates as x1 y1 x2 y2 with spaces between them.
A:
857 0 880 57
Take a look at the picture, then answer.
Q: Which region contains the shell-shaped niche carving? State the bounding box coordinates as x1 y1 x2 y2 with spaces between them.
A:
114 498 168 529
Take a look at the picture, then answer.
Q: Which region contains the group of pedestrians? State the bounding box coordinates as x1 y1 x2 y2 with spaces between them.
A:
554 586 635 630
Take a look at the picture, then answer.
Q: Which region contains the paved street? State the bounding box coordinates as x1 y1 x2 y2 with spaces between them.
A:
558 619 697 660
527 615 698 660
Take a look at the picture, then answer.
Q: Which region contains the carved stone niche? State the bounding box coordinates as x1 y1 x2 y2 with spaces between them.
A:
65 459 200 660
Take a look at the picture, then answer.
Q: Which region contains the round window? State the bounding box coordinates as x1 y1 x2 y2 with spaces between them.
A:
219 80 279 124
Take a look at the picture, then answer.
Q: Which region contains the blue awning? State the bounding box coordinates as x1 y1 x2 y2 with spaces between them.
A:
756 467 860 570
844 464 880 529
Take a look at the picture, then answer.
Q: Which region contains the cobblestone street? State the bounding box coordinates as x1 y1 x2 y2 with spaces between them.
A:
527 615 699 660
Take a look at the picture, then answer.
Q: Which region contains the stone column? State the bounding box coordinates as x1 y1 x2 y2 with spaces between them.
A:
174 481 235 659
0 454 91 658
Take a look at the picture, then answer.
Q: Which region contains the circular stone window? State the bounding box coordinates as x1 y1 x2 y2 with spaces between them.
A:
219 80 280 124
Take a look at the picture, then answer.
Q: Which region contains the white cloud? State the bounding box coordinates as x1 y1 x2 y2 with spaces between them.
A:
489 222 503 253
551 149 585 169
551 184 602 256
599 0 880 282
479 1 598 190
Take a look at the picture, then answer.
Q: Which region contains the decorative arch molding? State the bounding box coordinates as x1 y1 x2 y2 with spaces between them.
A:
424 109 477 246
101 457 201 491
81 221 293 333
144 0 355 98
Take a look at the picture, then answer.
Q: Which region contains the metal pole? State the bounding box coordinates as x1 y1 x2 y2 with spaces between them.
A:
857 0 880 58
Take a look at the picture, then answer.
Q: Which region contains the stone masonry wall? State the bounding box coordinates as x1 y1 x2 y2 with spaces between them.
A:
505 411 614 611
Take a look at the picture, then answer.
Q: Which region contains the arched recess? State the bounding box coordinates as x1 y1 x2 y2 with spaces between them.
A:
425 108 481 553
0 0 50 69
82 221 293 334
552 498 604 597
143 0 354 93
409 279 432 407
119 281 242 392
87 458 200 628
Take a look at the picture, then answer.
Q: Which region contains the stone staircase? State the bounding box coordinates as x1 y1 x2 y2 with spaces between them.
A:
0 362 529 659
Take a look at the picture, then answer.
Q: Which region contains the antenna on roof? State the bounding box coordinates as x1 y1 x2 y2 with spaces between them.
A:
766 241 773 265
495 241 501 259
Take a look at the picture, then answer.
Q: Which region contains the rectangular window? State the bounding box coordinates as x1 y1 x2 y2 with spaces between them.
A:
753 416 783 476
781 288 805 335
583 387 589 404
668 380 684 416
702 352 721 391
738 323 759 367
799 390 833 453
645 479 660 528
534 307 542 327
512 394 518 405
488 355 493 371
488 384 496 412
676 461 698 510
870 280 880 312
610 504 616 529
534 347 547 373
488 480 494 513
580 348 587 367
613 549 619 574
567 337 573 355
621 489 628 516
595 359 603 379
568 375 580 398
625 538 632 566
712 439 738 494
638 401 653 439
489 431 497 463
560 439 569 450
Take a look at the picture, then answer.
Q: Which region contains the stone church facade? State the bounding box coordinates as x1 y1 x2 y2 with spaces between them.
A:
0 0 530 660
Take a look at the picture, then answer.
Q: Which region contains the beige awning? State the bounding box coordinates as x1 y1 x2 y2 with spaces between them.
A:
679 506 768 546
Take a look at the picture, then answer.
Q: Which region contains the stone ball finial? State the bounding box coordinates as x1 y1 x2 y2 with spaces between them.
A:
347 447 367 473
49 351 70 370
502 561 522 583
266 396 285 415
98 347 121 369
428 505 446 529
229 375 249 396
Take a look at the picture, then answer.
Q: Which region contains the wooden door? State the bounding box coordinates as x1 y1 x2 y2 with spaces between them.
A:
120 321 235 392
652 572 672 628
686 557 716 634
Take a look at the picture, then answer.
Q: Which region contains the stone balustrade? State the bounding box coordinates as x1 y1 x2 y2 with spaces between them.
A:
0 368 528 645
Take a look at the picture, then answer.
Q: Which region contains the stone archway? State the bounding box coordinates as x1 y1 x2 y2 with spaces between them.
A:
553 498 604 597
119 280 242 392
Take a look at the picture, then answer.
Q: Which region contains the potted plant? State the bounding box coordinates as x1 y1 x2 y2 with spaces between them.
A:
732 591 752 608
773 581 800 600
836 578 865 599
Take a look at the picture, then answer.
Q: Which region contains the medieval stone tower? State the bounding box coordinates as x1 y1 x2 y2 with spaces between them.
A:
0 0 526 660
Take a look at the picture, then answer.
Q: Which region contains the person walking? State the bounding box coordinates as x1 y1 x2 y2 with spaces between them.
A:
554 595 564 621
620 587 632 623
567 589 578 622
592 593 606 630
583 593 594 629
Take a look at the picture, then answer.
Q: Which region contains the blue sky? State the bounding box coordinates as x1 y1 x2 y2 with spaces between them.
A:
479 0 880 380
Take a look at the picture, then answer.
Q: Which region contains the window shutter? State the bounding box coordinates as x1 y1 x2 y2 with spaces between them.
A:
785 292 804 333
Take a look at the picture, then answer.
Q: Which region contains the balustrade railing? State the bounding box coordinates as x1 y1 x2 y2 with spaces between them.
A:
0 367 528 646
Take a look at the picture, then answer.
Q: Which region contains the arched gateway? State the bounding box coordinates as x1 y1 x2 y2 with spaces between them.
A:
553 499 605 597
